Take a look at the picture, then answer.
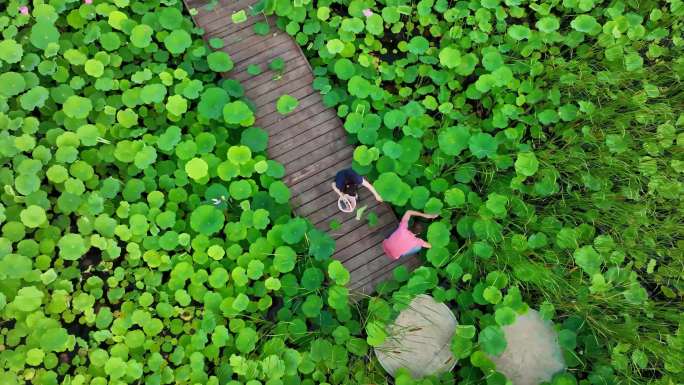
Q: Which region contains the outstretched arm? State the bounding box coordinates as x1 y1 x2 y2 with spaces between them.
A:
331 182 343 196
361 179 383 202
401 210 439 224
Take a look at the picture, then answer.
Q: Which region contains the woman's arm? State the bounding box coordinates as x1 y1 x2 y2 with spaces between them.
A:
331 182 343 196
361 179 383 202
401 210 439 223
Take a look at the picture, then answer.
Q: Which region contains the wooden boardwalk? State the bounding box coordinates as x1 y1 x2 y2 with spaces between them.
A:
183 0 420 295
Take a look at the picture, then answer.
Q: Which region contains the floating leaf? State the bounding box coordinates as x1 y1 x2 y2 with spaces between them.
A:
276 94 299 114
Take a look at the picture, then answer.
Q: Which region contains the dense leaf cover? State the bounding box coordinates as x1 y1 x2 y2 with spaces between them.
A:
0 0 683 385
263 0 684 383
0 1 350 385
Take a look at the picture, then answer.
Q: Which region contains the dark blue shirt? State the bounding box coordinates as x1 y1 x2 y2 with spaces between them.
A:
335 168 363 195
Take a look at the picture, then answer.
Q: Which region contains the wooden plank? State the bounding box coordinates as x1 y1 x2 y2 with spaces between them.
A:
269 103 332 145
349 249 409 288
233 54 307 94
251 71 311 108
271 120 341 162
269 116 339 158
283 147 354 187
231 49 301 82
258 92 321 126
226 32 291 64
278 137 350 175
249 59 311 93
196 0 258 24
350 256 422 294
333 214 395 251
204 7 260 32
229 35 294 72
221 20 279 53
203 11 258 35
228 32 295 68
311 199 385 232
252 83 314 120
286 153 350 195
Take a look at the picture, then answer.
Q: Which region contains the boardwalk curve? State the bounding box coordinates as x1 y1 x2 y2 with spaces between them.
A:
183 0 421 295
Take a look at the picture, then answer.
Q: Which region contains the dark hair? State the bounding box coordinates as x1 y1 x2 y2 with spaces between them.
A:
342 182 358 196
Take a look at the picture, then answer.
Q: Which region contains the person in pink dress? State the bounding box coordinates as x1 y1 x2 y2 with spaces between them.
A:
382 210 439 260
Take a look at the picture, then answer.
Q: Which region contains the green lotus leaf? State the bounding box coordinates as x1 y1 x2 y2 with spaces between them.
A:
308 228 335 261
273 246 297 273
185 158 209 180
571 15 601 35
276 94 299 115
20 86 49 111
0 39 23 63
11 286 44 312
0 72 26 97
63 95 93 119
479 325 507 356
439 46 461 68
208 51 234 72
164 30 192 55
269 181 290 204
468 132 498 159
227 145 252 165
282 217 307 244
240 127 268 152
223 101 255 126
536 16 560 33
58 233 88 260
130 24 153 48
159 7 184 30
407 36 429 54
166 95 188 116
334 58 356 80
515 152 540 177
196 88 228 120
190 205 225 235
508 25 531 40
374 172 411 205
438 125 470 156
229 180 252 200
30 20 60 50
573 245 604 275
20 205 46 228
327 260 350 286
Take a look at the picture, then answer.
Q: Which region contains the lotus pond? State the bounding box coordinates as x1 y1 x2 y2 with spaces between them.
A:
0 1 682 385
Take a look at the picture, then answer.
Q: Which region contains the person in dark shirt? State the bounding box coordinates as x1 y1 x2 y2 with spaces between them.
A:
332 168 383 212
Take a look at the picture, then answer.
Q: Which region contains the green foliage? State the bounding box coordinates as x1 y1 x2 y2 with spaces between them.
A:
276 94 299 114
0 2 349 385
268 0 684 383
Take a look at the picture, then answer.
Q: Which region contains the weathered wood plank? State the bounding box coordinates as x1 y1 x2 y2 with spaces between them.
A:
269 104 332 145
234 56 308 96
231 49 301 82
252 73 312 108
286 153 351 195
252 86 314 123
279 137 350 176
184 0 421 296
350 256 422 294
229 35 295 71
284 147 354 190
270 111 337 152
258 92 321 126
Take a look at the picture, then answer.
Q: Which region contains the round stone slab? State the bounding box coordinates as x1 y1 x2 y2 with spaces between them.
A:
489 309 566 385
374 294 458 378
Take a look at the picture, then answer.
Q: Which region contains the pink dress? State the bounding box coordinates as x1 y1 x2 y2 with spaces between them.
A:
382 216 429 260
